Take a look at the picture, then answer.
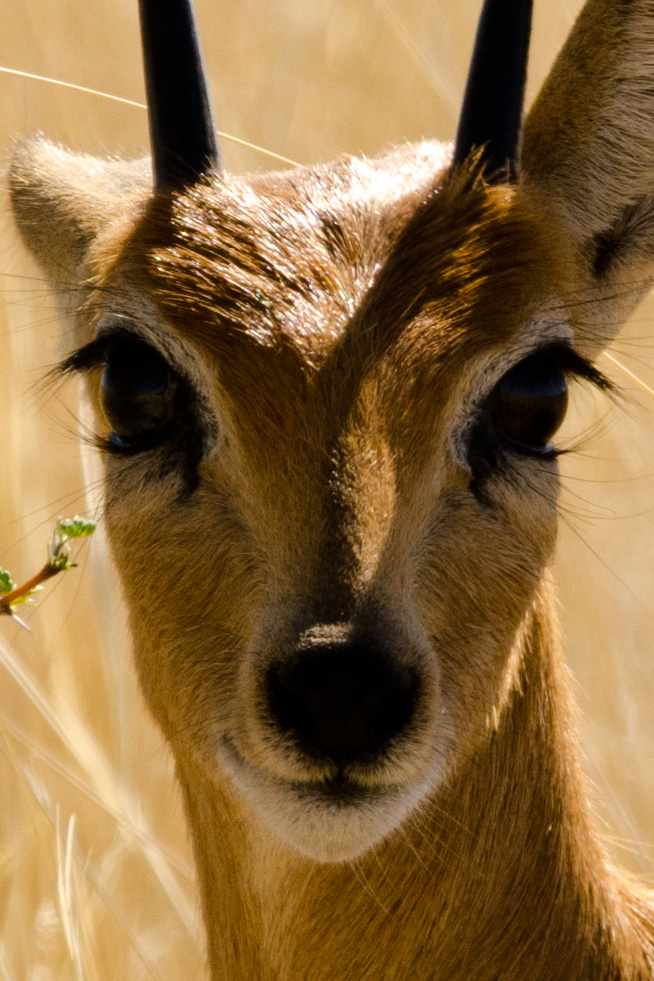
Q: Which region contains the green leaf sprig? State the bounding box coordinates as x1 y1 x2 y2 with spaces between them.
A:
0 516 96 625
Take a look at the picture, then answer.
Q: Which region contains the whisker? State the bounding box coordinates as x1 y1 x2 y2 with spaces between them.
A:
348 859 392 917
558 512 638 601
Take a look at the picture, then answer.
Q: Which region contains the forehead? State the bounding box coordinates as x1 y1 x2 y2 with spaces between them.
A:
114 142 563 386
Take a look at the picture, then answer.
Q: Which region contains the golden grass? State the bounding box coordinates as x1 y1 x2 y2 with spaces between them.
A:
1 0 654 975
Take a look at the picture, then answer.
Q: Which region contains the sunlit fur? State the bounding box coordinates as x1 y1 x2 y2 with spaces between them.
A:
9 0 654 976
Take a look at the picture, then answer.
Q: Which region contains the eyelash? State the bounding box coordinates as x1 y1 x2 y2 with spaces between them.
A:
526 344 611 392
59 329 158 376
61 333 610 382
60 333 612 466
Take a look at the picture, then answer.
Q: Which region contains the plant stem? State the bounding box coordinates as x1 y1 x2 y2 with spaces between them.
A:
0 563 61 614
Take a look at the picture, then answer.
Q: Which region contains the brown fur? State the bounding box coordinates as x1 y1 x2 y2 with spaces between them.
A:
9 0 654 977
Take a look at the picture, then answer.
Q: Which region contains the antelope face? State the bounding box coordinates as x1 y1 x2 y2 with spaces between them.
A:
12 0 635 868
10 139 602 864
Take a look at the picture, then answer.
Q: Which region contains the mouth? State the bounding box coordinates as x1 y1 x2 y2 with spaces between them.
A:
218 734 384 805
292 773 387 807
217 735 433 863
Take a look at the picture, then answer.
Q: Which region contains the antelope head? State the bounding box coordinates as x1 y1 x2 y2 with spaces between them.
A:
9 0 654 867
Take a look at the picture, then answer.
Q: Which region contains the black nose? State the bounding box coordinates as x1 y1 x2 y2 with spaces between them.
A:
266 638 418 767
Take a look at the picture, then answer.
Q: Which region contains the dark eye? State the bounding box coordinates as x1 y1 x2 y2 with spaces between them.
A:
101 340 178 452
489 350 568 454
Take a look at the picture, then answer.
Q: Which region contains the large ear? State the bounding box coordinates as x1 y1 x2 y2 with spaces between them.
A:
522 0 654 355
9 138 151 296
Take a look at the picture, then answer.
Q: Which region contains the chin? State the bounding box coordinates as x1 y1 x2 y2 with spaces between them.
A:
217 737 436 863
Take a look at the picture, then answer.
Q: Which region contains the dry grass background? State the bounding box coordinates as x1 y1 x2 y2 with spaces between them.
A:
1 0 654 976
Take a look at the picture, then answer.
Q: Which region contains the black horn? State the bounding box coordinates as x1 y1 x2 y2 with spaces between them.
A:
138 0 221 189
453 0 533 182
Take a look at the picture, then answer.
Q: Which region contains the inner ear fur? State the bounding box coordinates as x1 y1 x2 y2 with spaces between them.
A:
9 138 151 290
523 0 654 354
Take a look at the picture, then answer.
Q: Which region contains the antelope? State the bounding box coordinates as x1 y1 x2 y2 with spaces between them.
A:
8 0 654 976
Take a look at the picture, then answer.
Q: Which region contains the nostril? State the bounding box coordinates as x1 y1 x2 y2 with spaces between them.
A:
266 642 419 766
372 681 415 746
268 671 315 746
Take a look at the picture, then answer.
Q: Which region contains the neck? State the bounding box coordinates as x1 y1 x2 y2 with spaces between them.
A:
174 594 654 981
